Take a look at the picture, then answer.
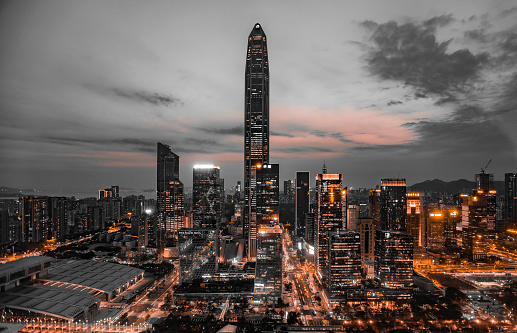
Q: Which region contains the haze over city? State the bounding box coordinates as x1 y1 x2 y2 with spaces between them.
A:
1 0 516 193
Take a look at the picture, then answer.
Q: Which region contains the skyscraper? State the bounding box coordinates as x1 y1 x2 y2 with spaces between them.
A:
315 173 347 280
244 23 269 259
406 192 422 248
157 142 184 243
380 178 407 231
192 164 224 229
505 173 517 225
295 171 310 239
328 230 361 296
254 225 283 300
374 230 413 298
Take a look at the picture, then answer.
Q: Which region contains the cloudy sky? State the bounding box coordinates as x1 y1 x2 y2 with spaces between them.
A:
1 0 516 193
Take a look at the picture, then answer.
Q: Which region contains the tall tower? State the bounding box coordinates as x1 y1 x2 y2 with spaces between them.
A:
380 178 407 231
505 173 517 226
244 23 269 259
192 164 223 229
157 142 184 245
315 173 347 281
295 171 310 238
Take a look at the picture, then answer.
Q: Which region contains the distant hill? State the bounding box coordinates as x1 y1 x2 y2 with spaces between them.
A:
409 179 505 194
0 186 23 197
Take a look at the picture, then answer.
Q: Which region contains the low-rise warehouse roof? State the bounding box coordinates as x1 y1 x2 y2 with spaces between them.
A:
0 285 100 321
40 259 144 296
0 256 54 278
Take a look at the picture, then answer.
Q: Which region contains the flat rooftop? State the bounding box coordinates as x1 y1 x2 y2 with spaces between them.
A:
40 259 144 295
0 285 99 321
0 256 54 277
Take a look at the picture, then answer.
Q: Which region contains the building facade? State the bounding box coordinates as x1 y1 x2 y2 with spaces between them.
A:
244 23 270 260
157 142 184 244
254 225 283 299
380 179 407 232
328 230 361 296
505 173 517 225
315 173 347 281
374 230 413 297
295 171 310 239
192 165 224 229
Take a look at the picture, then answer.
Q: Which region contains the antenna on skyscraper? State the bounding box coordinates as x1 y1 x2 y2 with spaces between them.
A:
323 161 327 174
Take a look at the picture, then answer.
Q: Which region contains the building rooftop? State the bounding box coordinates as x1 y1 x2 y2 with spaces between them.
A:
40 259 144 295
0 256 54 278
0 285 99 321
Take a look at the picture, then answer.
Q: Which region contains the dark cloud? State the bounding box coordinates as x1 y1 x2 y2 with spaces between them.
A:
387 100 403 106
499 6 517 18
423 14 454 29
271 131 295 138
464 29 489 43
311 130 354 143
361 18 489 99
198 125 243 135
494 73 517 115
352 105 515 160
111 88 182 107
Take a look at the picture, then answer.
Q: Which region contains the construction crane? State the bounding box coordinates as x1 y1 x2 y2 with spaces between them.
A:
481 159 492 174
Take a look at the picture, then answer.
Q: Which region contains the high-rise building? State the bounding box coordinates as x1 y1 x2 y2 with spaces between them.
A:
328 230 361 296
245 163 279 258
283 180 294 197
358 217 377 262
192 164 224 229
368 188 381 227
424 208 459 252
461 187 496 261
256 163 279 226
374 230 413 297
157 142 184 243
315 173 347 280
20 196 48 243
98 185 119 199
406 192 422 248
347 205 359 231
244 23 269 259
0 210 9 245
476 171 493 192
178 228 218 283
254 225 283 299
380 179 407 231
295 171 310 239
505 173 517 225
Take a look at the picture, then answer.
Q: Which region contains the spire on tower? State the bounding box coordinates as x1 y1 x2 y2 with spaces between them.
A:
323 161 327 174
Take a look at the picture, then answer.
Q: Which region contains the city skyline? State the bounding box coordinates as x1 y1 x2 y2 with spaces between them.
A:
1 0 517 194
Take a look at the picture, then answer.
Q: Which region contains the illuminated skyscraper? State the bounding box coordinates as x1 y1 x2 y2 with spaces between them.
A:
315 173 347 280
368 188 381 227
295 171 310 238
406 192 422 247
192 164 223 229
254 225 283 300
328 230 361 296
244 23 269 259
380 178 407 231
505 173 517 225
374 230 413 298
157 142 184 243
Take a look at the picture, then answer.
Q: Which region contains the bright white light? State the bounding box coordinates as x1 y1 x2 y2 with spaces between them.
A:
145 209 152 214
193 164 220 169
